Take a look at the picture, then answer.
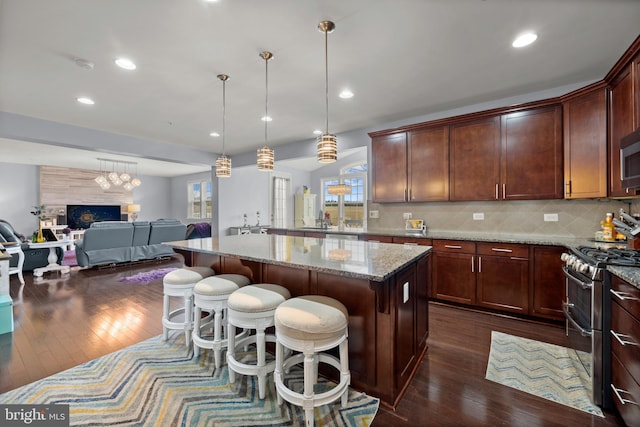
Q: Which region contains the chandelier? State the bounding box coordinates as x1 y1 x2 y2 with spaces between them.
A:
257 51 274 171
327 183 351 195
317 20 337 163
215 74 231 178
95 158 141 191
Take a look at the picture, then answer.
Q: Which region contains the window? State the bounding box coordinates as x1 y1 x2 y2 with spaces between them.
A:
188 180 212 219
321 161 367 228
271 173 291 228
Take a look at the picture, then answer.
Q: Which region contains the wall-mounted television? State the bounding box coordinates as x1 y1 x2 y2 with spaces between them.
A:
66 205 122 230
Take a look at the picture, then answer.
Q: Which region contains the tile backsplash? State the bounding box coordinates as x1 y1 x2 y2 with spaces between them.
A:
368 199 640 238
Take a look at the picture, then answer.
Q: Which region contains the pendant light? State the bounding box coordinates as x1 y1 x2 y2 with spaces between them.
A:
215 74 231 178
257 51 275 171
317 20 337 163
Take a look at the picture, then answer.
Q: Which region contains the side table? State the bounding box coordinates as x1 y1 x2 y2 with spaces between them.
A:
27 241 71 279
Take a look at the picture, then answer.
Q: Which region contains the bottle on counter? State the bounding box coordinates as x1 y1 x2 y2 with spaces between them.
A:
601 212 615 242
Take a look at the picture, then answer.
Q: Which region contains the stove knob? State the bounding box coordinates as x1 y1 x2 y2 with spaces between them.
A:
561 253 570 262
578 262 591 274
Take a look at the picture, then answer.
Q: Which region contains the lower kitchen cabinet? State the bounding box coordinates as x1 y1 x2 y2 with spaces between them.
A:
476 242 529 314
432 240 476 305
610 274 640 426
531 245 565 321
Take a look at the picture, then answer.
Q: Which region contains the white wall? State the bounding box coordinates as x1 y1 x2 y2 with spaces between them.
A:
0 162 41 236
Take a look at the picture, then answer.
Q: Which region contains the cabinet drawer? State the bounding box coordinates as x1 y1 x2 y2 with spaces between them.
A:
477 242 528 258
392 237 432 246
433 240 475 253
611 275 640 317
611 353 640 426
612 300 640 382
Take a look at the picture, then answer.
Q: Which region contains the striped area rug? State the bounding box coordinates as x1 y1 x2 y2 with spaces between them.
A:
485 330 603 417
0 334 379 426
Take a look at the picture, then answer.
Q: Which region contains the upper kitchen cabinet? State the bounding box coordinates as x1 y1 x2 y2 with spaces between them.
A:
609 64 636 197
371 132 407 202
450 117 501 201
562 86 607 199
371 126 449 203
501 105 563 200
407 126 449 202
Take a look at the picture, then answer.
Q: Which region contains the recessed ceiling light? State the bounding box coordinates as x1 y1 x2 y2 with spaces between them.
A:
115 58 137 70
512 32 538 48
77 97 95 105
261 116 273 122
313 130 322 135
209 132 220 137
339 89 354 99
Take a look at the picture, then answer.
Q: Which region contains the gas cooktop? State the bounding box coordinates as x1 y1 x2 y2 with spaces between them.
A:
575 245 640 267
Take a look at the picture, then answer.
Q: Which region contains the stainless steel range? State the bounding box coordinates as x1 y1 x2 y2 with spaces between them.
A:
559 245 640 409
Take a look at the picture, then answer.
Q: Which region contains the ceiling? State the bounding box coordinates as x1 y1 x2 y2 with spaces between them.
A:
1 0 639 176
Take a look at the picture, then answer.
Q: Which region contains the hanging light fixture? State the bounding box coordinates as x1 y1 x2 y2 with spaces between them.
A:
130 162 142 187
327 183 351 195
257 51 275 171
317 20 337 163
215 74 231 178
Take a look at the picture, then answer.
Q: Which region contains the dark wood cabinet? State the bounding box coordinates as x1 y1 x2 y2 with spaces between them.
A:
610 274 640 426
371 133 408 202
501 105 563 200
476 242 529 314
530 245 565 321
359 234 394 243
407 126 449 201
635 52 640 131
449 117 501 201
432 240 476 305
562 87 607 199
394 264 417 388
609 64 636 197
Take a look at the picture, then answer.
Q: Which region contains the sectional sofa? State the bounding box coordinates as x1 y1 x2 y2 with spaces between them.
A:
74 219 187 268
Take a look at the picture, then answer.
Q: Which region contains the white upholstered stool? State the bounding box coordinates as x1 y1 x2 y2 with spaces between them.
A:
274 295 350 427
226 284 291 399
192 274 251 368
162 266 215 345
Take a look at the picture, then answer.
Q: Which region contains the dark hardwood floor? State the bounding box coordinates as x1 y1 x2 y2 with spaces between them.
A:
0 259 625 426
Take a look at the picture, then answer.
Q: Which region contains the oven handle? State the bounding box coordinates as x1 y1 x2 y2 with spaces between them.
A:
562 266 593 290
562 302 592 337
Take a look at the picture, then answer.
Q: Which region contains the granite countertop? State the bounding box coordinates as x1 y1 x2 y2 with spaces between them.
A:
607 265 640 289
165 234 431 282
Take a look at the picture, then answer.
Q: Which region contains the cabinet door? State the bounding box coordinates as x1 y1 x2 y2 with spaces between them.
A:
563 88 607 199
501 106 563 200
408 126 449 201
476 253 529 314
432 251 476 305
371 133 407 202
395 264 416 386
531 245 565 320
609 65 636 197
449 117 501 201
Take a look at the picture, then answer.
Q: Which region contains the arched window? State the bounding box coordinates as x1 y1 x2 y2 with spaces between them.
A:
320 161 367 229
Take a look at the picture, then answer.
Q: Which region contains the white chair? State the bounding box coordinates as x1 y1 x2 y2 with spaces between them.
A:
5 245 25 285
162 266 215 345
274 295 350 427
192 274 251 368
226 284 291 399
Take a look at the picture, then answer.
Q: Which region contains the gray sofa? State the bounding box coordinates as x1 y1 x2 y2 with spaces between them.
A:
0 219 63 271
75 219 186 268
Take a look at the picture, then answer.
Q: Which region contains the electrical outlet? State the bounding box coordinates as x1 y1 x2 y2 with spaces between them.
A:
544 213 559 222
369 210 379 219
403 212 412 220
473 212 484 221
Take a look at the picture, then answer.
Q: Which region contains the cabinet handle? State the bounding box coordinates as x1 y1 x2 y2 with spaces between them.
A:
478 256 482 273
471 256 474 273
444 245 462 249
409 188 413 200
491 248 513 253
611 384 639 406
502 183 506 199
611 330 639 347
566 181 572 196
510 257 528 261
495 184 499 200
610 289 639 301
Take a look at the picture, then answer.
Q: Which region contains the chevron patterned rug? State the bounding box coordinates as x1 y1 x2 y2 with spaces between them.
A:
0 334 379 426
485 331 603 417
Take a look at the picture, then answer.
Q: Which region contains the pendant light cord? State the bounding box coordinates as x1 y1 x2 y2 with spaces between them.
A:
324 27 329 134
222 78 226 156
265 55 269 144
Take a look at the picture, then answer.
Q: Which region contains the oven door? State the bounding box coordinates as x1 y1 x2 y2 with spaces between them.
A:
562 266 594 353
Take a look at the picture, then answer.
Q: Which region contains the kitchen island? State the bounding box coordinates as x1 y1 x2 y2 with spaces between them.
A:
166 233 431 408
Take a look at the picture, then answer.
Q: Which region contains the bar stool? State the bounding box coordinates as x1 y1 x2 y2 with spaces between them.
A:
226 284 291 399
274 295 350 427
162 266 215 345
192 274 251 368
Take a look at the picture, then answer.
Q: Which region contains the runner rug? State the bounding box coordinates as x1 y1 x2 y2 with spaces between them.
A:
118 267 177 284
0 334 378 426
485 330 603 417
